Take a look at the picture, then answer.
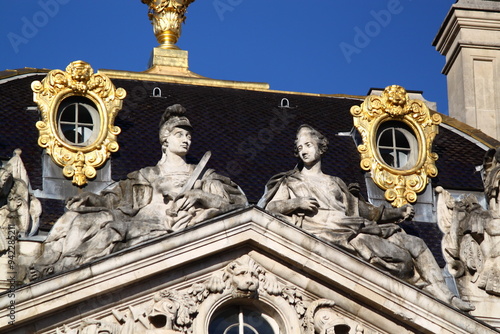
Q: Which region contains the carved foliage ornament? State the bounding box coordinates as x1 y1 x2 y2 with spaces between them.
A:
32 60 126 186
141 0 196 49
350 85 441 207
55 255 371 334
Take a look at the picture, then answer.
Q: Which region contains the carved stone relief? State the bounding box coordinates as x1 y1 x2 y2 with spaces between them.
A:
0 149 41 239
259 124 474 312
436 148 500 297
0 149 42 289
51 255 369 334
305 299 365 334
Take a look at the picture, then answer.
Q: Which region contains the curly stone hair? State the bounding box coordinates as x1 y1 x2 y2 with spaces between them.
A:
293 124 329 157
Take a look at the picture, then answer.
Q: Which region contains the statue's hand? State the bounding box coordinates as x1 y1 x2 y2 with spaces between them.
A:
295 197 320 215
177 189 224 211
66 192 104 211
401 204 415 221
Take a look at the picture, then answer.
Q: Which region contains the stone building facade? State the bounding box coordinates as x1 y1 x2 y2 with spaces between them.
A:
1 1 500 333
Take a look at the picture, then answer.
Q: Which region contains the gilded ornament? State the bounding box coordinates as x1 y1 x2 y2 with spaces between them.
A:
350 85 441 207
32 60 126 186
141 0 196 49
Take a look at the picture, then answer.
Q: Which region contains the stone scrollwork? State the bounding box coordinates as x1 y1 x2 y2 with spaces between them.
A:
53 255 314 333
156 255 307 332
148 289 198 333
304 299 363 334
350 85 441 207
141 0 196 50
56 319 120 334
32 60 126 186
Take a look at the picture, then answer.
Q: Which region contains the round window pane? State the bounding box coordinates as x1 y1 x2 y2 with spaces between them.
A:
57 96 99 146
60 104 76 122
377 121 418 170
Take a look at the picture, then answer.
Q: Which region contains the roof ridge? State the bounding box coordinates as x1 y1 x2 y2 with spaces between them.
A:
0 67 51 80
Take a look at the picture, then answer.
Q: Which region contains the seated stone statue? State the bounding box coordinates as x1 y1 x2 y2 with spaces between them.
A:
258 124 474 311
30 104 247 279
437 147 500 297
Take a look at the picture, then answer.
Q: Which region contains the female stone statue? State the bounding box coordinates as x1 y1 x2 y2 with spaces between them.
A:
259 124 474 311
30 104 247 279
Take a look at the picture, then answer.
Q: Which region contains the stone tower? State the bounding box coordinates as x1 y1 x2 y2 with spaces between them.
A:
434 0 500 140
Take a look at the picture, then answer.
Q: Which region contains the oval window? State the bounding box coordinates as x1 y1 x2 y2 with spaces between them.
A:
376 121 418 170
57 96 99 146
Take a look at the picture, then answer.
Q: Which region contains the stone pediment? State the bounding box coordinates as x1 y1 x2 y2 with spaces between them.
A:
0 207 496 334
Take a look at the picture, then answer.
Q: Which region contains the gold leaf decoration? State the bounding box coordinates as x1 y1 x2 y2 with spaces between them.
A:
141 0 196 49
350 85 441 207
32 60 126 186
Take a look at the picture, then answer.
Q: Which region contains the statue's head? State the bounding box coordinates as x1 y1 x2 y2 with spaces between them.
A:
294 124 329 158
159 104 192 146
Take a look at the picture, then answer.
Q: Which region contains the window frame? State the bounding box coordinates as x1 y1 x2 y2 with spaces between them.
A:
56 95 101 147
376 120 419 171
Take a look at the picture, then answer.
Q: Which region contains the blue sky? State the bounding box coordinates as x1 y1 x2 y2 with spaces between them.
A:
1 0 454 113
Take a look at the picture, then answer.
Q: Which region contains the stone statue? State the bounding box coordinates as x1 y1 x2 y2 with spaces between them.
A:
30 104 247 279
258 124 474 311
436 147 500 297
0 149 41 247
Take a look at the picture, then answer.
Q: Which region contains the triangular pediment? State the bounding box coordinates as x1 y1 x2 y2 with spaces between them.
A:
0 206 496 333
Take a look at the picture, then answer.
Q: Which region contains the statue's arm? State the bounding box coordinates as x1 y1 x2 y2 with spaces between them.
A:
355 196 414 224
176 170 247 211
266 184 319 216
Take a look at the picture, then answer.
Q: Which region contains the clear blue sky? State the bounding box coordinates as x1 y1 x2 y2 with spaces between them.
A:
1 0 454 113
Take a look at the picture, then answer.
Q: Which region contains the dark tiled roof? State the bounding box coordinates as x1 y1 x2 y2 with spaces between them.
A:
38 198 66 231
401 221 445 267
0 74 45 189
433 126 486 190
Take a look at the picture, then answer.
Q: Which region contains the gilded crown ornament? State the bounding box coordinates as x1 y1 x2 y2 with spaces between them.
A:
142 0 196 49
350 85 442 207
32 61 126 186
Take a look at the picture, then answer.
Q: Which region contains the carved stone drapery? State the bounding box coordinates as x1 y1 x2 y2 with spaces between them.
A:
141 0 196 49
32 61 126 186
350 85 441 207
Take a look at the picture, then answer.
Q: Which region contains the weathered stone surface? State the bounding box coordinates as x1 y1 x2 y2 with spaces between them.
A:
0 149 41 291
0 207 494 333
259 125 474 311
437 147 500 324
28 104 247 280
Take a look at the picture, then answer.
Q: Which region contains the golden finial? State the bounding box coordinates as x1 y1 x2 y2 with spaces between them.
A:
141 0 196 50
